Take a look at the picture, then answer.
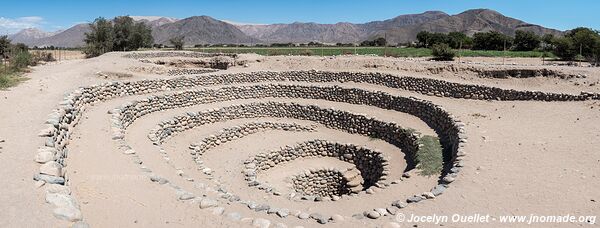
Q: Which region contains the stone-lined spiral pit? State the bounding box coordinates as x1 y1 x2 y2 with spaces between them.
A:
36 65 600 226
245 140 388 198
291 168 360 198
104 82 464 224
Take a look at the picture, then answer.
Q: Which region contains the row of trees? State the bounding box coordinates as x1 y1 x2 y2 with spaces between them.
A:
84 16 153 57
417 28 600 64
417 30 547 51
552 28 600 64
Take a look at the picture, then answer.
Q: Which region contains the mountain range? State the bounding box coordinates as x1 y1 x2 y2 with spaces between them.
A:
7 9 563 48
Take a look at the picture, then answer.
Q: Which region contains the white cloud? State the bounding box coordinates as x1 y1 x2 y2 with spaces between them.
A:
0 16 45 35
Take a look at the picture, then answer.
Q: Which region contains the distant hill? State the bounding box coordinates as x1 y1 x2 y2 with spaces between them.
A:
237 9 562 44
32 24 91 48
371 9 563 43
8 9 563 47
151 16 260 45
8 28 60 45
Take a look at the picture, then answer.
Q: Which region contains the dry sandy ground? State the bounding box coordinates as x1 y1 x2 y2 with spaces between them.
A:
0 51 598 228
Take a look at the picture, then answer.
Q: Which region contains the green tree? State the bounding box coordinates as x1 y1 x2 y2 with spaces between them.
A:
567 28 600 59
447 32 472 49
113 16 135 51
472 31 512 51
170 36 185 50
416 31 431 47
0 35 11 59
129 22 154 50
83 17 114 58
374 37 387 46
513 30 541 51
552 36 577 60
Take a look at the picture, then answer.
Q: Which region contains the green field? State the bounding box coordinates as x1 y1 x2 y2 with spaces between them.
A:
186 47 554 58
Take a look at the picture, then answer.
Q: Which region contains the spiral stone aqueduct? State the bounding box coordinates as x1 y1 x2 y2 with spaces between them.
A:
6 51 597 227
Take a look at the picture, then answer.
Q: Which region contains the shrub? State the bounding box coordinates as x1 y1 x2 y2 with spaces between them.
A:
416 135 443 176
299 49 314 56
169 36 185 50
431 43 455 61
11 51 32 70
32 51 56 63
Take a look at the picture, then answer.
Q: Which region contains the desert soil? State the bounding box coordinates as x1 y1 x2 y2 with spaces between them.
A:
0 52 598 228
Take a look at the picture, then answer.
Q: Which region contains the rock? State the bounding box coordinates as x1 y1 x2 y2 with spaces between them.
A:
431 184 446 196
276 208 289 218
375 208 388 216
199 198 218 209
267 207 278 214
255 204 270 212
386 206 398 215
33 174 65 184
38 127 55 137
35 180 46 188
34 151 56 163
407 196 423 203
443 176 455 183
402 172 411 178
46 184 71 195
367 210 381 219
422 192 436 199
53 206 82 221
298 212 310 219
331 214 344 222
352 213 364 220
252 218 271 228
46 193 78 208
71 221 90 228
39 161 63 177
178 192 195 200
211 207 225 215
124 149 136 154
226 212 242 221
392 200 407 208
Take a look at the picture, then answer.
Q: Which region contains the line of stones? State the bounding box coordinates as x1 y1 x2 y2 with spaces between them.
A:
33 69 490 225
246 140 388 201
291 167 364 199
123 52 238 59
189 121 318 175
167 68 219 76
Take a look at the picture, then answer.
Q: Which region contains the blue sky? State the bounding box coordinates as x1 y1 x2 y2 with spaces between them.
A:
1 0 598 34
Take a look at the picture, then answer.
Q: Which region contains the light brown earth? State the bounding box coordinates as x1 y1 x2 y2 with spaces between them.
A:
0 52 598 228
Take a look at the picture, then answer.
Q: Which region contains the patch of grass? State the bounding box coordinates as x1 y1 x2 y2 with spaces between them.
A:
0 69 27 89
415 135 444 176
186 47 553 58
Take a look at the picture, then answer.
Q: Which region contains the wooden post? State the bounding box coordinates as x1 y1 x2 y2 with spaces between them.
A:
503 39 506 65
384 32 388 57
458 41 462 63
579 44 583 67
